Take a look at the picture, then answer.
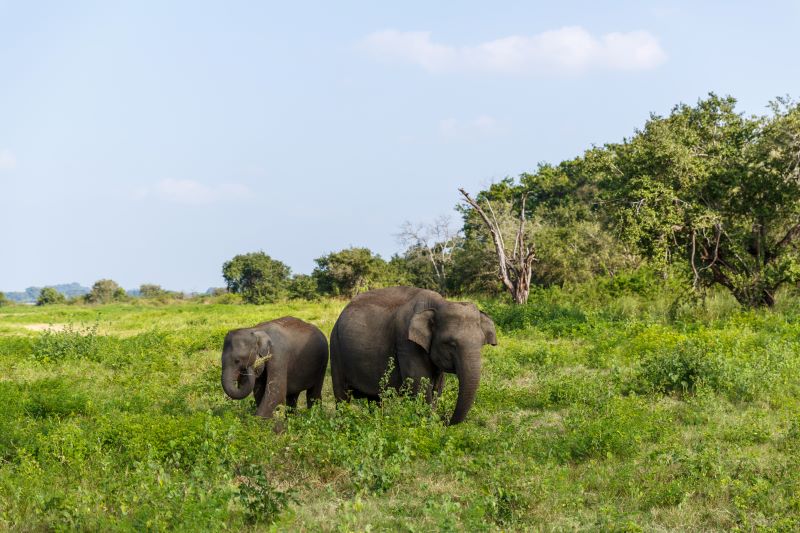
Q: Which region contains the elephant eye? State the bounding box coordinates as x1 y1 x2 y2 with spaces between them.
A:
447 340 458 347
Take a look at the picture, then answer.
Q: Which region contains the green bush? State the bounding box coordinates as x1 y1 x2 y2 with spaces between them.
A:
36 287 65 306
85 279 127 304
222 252 291 304
233 463 293 524
557 396 668 462
484 295 589 336
627 340 724 396
32 323 99 363
23 379 94 419
287 274 319 301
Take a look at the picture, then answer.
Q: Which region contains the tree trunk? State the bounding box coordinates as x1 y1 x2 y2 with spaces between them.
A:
732 284 776 308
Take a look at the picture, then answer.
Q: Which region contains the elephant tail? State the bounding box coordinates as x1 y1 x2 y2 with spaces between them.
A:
330 321 348 402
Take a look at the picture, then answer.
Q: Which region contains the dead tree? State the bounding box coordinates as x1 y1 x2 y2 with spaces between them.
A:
458 188 536 304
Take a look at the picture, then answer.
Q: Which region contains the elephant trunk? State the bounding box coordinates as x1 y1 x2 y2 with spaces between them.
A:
222 363 255 400
449 351 481 425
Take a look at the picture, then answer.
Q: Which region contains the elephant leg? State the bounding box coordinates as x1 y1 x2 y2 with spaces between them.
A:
253 375 266 407
256 362 287 419
351 389 381 403
307 377 324 409
397 350 438 403
286 393 300 410
431 372 445 407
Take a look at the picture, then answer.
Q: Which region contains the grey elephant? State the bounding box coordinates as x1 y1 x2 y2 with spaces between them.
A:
330 286 497 424
221 316 328 418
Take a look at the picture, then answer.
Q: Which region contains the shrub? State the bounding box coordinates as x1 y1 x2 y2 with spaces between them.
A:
85 279 127 304
313 247 400 297
23 379 94 419
628 341 724 396
233 463 293 525
287 274 319 301
557 396 668 461
484 295 588 336
222 252 290 304
286 388 445 494
139 284 166 298
36 287 65 306
0 291 8 307
32 323 99 363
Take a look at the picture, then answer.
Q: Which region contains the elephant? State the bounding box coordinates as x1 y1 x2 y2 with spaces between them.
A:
330 286 497 424
221 316 328 418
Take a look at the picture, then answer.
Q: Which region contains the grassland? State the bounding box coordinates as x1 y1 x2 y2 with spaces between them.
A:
1 286 799 531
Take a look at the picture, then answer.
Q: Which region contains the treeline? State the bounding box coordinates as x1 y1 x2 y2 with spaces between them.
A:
223 94 800 308
9 94 800 309
4 281 188 307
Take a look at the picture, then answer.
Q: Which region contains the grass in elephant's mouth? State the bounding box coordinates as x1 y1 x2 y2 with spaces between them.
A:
1 289 799 530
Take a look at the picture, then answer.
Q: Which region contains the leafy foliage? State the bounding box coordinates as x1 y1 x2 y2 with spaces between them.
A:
36 287 65 306
222 252 291 304
287 274 318 301
85 279 127 304
313 247 404 297
32 323 100 363
138 284 166 298
600 94 800 307
451 161 638 297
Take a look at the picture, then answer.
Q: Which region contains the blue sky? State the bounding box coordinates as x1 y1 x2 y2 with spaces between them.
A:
1 1 799 292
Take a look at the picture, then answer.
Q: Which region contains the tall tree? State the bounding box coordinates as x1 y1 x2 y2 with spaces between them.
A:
600 94 800 307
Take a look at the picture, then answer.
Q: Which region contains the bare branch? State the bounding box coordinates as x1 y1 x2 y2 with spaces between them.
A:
459 187 537 303
690 230 700 290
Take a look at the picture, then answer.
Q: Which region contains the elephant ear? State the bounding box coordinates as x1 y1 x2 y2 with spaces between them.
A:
251 331 273 376
408 309 435 353
480 312 497 346
252 331 273 357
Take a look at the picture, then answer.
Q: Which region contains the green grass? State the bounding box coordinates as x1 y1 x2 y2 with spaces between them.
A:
1 289 799 531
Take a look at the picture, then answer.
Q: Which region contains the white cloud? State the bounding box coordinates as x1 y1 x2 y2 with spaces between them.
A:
138 179 251 205
439 115 502 140
362 27 666 75
0 149 17 170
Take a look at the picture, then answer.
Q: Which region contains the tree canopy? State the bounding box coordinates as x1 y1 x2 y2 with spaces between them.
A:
222 252 291 304
599 94 800 306
85 279 127 304
313 247 403 297
36 287 65 306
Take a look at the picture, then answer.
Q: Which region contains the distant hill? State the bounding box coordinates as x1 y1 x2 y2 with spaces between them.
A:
3 282 90 303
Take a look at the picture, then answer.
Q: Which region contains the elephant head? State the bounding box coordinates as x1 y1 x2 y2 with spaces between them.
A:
221 329 271 400
408 302 497 424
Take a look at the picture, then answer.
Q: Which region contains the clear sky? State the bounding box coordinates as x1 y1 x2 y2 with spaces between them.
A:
1 1 799 292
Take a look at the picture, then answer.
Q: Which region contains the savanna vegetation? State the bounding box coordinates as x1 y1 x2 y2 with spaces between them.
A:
2 94 800 530
2 280 800 530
